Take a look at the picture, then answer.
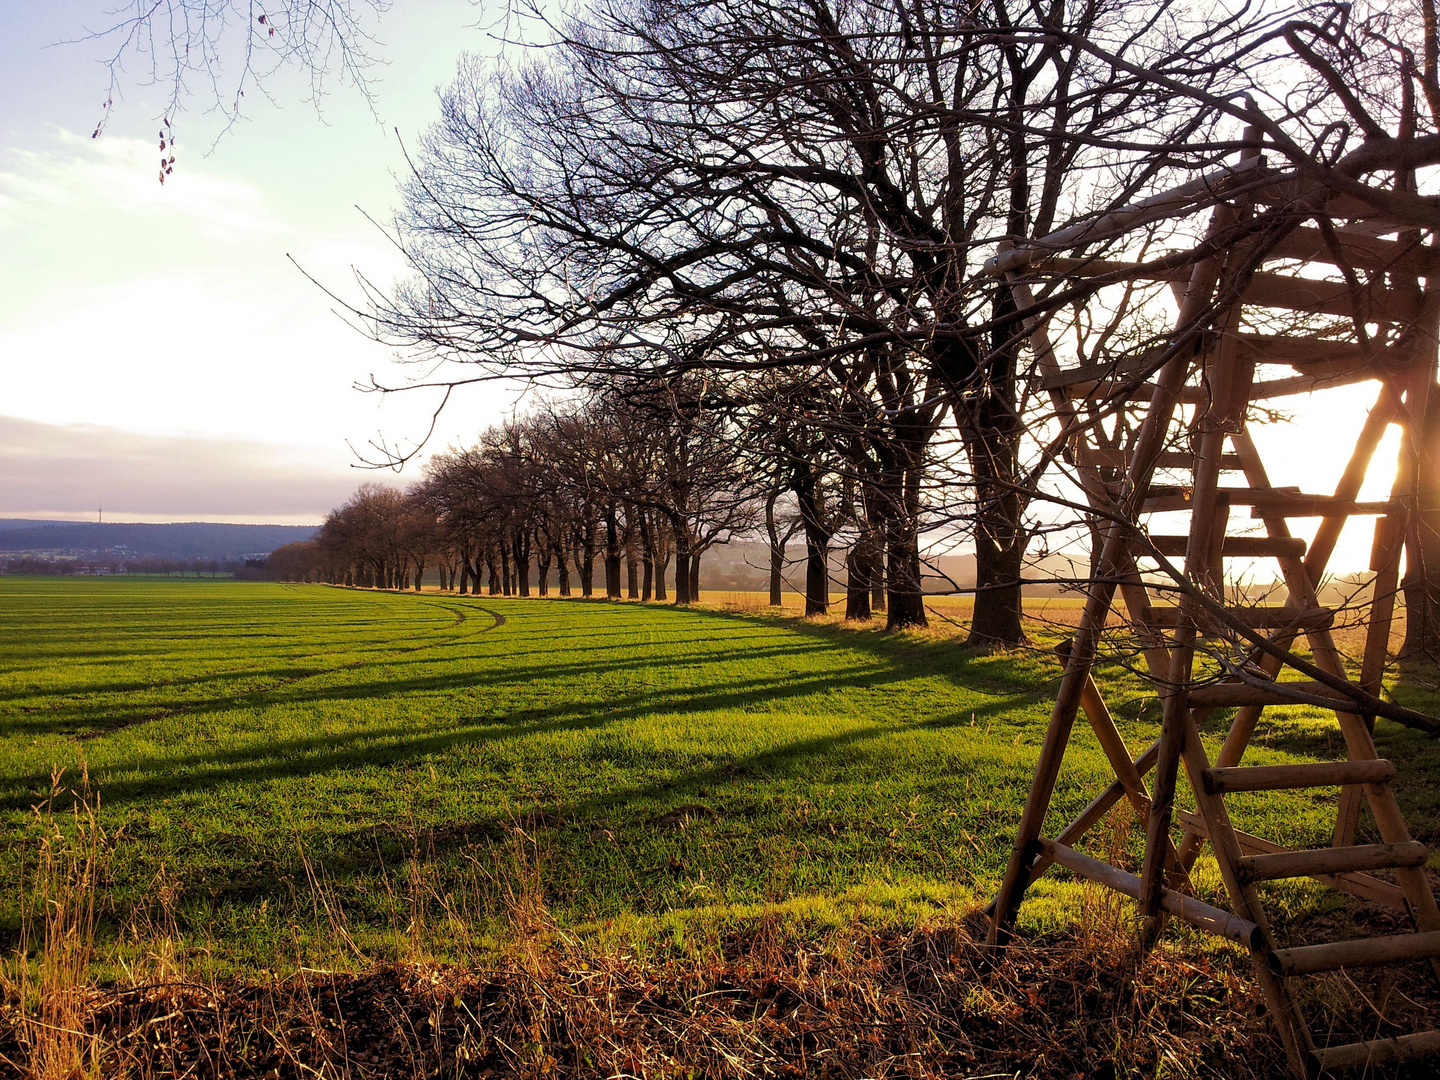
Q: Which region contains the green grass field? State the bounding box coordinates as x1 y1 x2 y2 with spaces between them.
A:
2 577 1437 976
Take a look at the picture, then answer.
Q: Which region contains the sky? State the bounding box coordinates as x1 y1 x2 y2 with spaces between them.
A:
0 3 1398 571
0 1 521 525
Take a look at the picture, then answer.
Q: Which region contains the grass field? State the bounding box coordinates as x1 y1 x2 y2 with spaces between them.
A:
2 576 1438 980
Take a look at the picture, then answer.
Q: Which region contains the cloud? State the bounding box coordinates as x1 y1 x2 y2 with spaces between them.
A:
0 415 368 523
0 128 283 239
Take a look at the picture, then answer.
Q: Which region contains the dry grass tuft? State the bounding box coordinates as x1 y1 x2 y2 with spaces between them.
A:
3 768 108 1080
3 786 1435 1078
5 908 1291 1078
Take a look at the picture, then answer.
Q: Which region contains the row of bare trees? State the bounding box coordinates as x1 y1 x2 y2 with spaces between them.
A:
268 377 942 618
86 0 1440 655
315 0 1440 652
352 0 1268 647
416 382 756 605
133 0 1440 653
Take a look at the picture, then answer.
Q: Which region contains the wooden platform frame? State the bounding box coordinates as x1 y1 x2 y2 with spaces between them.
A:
983 137 1440 1078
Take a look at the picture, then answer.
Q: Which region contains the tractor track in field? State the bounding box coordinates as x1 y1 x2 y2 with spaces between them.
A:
69 593 507 739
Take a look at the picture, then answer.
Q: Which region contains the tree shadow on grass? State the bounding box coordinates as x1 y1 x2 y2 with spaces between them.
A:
665 603 1069 698
79 690 1047 913
0 603 505 737
0 604 1058 815
0 630 847 741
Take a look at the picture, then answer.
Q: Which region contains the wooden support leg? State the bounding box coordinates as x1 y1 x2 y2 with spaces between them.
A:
984 737 1165 913
1073 670 1191 890
1141 639 1195 934
1178 710 1314 1077
1333 514 1406 848
988 660 1092 947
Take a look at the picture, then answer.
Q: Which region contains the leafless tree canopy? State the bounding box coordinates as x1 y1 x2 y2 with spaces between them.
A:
87 0 1440 657
82 0 387 174
274 380 764 605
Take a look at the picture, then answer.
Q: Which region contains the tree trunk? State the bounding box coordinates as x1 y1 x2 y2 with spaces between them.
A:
639 513 654 601
655 554 669 601
689 549 701 601
804 534 828 615
844 543 871 620
668 518 690 604
963 392 1025 648
581 516 596 598
555 541 571 597
882 466 926 629
869 530 886 611
605 505 622 598
971 532 1025 646
500 546 512 596
765 492 787 606
794 475 831 616
514 532 532 597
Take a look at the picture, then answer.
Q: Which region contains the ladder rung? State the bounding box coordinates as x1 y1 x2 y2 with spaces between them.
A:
1076 448 1242 470
1040 349 1159 391
1244 367 1383 402
1147 535 1307 559
1173 809 1410 910
1187 680 1353 709
1035 838 1261 948
1244 272 1421 322
1148 485 1394 517
1315 1029 1440 1072
1247 496 1398 518
1237 841 1428 884
1067 380 1158 403
1151 605 1332 631
1274 930 1440 976
1201 759 1395 794
1239 331 1414 369
1260 228 1440 277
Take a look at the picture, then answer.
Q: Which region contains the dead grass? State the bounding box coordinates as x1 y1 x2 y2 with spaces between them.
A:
4 724 1436 1078
2 916 1291 1079
3 768 108 1080
4 816 1436 1080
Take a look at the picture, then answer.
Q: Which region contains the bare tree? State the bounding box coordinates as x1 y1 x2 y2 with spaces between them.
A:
82 0 385 178
361 0 1269 646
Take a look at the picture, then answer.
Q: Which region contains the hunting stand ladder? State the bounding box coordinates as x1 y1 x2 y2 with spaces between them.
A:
984 138 1440 1078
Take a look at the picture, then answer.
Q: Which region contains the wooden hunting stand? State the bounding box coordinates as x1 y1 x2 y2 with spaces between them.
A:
984 137 1440 1078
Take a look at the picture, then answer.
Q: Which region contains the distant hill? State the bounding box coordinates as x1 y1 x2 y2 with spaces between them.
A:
0 518 81 530
0 521 318 560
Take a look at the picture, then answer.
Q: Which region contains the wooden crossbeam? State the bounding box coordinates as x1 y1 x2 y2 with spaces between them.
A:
1264 226 1438 277
1243 272 1422 322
